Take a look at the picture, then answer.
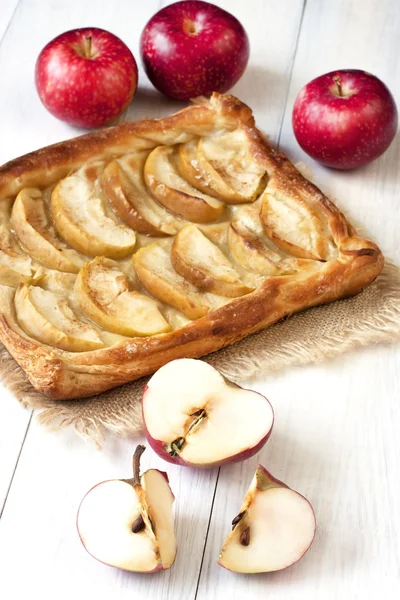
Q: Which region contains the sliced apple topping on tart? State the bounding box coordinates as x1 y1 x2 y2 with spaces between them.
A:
75 257 170 337
260 182 333 261
51 167 137 259
14 284 105 351
178 133 266 204
0 199 34 287
102 153 183 236
171 224 254 297
144 145 224 223
11 188 85 273
133 242 223 320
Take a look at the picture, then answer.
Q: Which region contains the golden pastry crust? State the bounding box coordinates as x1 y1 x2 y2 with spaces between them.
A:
0 94 383 399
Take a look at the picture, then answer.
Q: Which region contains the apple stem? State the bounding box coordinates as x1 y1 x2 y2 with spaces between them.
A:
332 75 343 97
84 35 92 59
133 444 145 486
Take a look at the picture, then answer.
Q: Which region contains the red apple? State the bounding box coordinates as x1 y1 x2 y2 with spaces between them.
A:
292 69 398 169
35 28 138 128
140 0 249 101
142 359 274 468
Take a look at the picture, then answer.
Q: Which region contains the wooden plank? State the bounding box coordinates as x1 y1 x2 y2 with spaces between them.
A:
0 0 305 598
0 0 20 43
0 389 31 514
0 0 33 518
197 0 400 597
0 422 219 598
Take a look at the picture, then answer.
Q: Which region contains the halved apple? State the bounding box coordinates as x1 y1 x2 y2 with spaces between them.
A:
51 169 136 259
75 257 170 337
144 145 224 223
0 198 34 287
171 224 253 297
11 188 85 273
77 445 177 573
260 185 332 261
143 359 274 467
102 155 182 236
178 137 265 204
14 284 105 351
133 242 212 320
218 465 316 573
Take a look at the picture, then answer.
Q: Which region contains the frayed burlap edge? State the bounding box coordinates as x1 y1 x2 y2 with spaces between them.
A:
1 261 400 447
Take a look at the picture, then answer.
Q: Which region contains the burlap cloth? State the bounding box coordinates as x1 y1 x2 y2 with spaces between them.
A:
1 259 399 445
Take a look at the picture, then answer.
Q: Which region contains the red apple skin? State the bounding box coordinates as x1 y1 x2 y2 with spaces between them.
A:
35 28 138 128
76 480 165 573
292 69 398 169
142 388 274 468
140 0 249 101
218 465 317 573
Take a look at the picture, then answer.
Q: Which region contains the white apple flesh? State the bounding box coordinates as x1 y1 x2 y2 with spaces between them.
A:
77 445 177 573
218 465 316 573
142 359 274 467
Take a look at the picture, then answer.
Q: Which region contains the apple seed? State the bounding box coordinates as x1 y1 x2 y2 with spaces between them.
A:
231 510 247 530
240 526 250 547
131 515 145 533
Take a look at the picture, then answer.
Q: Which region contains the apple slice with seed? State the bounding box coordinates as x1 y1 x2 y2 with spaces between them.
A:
218 465 316 573
75 256 170 337
11 188 85 273
171 224 254 297
77 445 177 573
143 359 274 467
144 145 224 223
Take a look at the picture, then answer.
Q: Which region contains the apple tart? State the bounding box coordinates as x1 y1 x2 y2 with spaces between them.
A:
0 94 383 399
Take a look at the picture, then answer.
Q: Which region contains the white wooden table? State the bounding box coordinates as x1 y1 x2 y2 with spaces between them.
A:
0 1 399 598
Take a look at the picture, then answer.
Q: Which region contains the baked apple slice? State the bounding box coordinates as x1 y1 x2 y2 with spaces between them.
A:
14 284 105 351
75 257 170 337
171 224 254 297
0 198 34 287
260 184 332 261
102 154 182 236
178 137 264 204
179 130 266 203
11 188 85 273
144 145 224 223
133 242 215 320
51 168 137 259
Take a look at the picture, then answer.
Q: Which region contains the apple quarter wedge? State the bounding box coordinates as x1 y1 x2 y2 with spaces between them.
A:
218 465 316 573
144 145 224 223
77 445 177 573
143 359 274 467
75 257 170 337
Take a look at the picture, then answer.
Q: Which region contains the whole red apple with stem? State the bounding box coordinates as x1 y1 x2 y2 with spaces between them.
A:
292 69 398 169
35 28 138 128
140 0 249 101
